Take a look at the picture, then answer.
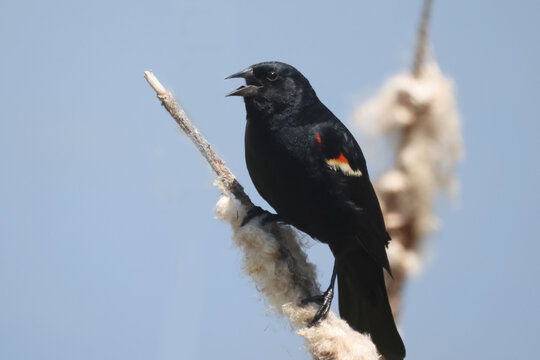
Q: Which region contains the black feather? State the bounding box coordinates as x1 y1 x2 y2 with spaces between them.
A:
228 61 405 359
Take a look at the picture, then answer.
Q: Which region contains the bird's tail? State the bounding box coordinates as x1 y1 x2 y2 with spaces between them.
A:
336 248 406 360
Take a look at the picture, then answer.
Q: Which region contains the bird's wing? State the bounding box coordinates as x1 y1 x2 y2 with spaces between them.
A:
314 122 392 273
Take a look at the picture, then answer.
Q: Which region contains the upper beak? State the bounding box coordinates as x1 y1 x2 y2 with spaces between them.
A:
225 67 253 80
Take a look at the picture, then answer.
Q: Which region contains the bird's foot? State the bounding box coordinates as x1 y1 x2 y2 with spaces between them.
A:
241 206 281 227
301 287 334 326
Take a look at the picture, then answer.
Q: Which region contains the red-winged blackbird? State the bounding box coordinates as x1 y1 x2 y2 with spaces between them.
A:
227 61 405 360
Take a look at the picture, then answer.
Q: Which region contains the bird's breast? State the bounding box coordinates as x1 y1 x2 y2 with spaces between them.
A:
245 122 308 202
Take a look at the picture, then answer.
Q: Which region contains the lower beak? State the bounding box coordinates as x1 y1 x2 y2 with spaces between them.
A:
226 85 259 97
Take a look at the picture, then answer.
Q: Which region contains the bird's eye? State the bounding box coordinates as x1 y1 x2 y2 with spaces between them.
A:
266 71 278 81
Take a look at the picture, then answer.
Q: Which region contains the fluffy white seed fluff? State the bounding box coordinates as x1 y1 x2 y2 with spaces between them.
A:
355 62 462 276
215 194 379 360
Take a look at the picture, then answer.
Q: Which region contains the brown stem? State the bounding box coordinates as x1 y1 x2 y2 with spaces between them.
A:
412 0 434 77
143 70 253 209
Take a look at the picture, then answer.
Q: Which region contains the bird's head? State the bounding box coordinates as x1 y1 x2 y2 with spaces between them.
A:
226 61 316 119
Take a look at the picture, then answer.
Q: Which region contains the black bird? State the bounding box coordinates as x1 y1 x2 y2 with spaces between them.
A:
226 61 405 360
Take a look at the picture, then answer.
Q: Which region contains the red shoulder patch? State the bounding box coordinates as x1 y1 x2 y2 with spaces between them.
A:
334 152 349 164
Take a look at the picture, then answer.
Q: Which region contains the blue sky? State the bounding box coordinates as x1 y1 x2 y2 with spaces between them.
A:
1 1 539 359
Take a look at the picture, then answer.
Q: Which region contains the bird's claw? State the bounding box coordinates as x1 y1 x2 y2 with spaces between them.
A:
241 206 281 226
301 287 334 326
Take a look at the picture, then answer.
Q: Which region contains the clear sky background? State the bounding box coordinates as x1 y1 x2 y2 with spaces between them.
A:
1 1 539 359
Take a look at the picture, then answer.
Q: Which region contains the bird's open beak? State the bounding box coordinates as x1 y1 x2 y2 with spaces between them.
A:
225 67 259 97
